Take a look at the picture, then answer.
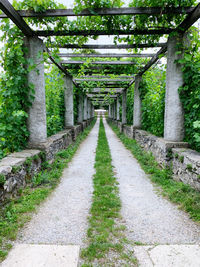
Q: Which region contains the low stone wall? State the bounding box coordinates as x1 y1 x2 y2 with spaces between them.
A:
73 125 82 141
172 148 200 191
0 149 42 202
36 129 73 162
108 119 200 191
0 119 93 202
82 121 87 130
123 125 134 139
135 130 188 167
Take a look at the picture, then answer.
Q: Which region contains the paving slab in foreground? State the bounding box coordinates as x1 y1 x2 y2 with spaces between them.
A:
0 244 79 267
134 244 200 267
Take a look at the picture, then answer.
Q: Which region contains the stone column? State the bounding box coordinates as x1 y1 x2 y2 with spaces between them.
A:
87 99 91 119
122 90 127 124
83 96 88 120
64 75 74 127
24 37 47 146
108 104 111 118
117 96 120 121
111 104 114 119
114 100 117 120
133 75 142 128
164 34 186 141
78 92 84 123
92 105 95 117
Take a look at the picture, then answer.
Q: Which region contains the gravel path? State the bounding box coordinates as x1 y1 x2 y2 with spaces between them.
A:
104 118 200 245
17 119 99 246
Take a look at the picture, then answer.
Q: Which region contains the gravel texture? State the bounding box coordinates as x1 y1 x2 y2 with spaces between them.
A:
17 120 99 246
104 119 200 245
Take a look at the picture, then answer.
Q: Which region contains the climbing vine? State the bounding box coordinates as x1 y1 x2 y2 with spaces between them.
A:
0 0 199 159
0 22 31 159
45 65 65 136
178 29 200 151
138 68 166 136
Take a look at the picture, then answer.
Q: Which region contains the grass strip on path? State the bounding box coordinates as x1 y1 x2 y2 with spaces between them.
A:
108 121 200 222
81 118 137 267
0 120 96 262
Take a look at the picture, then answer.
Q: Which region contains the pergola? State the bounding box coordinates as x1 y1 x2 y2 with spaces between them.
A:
0 0 199 146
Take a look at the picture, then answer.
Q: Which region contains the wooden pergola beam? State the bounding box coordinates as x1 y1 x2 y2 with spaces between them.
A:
58 53 155 58
177 3 200 32
56 43 166 49
0 7 194 18
36 28 172 37
87 94 117 98
88 88 123 93
82 84 126 88
0 0 34 37
44 47 80 88
75 78 132 82
61 60 137 65
78 75 134 78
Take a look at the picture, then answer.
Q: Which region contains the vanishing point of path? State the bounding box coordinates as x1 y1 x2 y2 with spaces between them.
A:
1 117 200 267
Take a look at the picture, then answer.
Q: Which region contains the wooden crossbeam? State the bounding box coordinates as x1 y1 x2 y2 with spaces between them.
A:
0 0 33 37
138 46 167 76
177 3 200 32
89 88 123 93
87 94 117 98
75 78 131 82
44 47 80 88
36 28 172 37
61 60 136 65
45 47 72 77
0 7 194 18
58 53 155 58
78 75 135 78
56 43 166 49
83 84 125 88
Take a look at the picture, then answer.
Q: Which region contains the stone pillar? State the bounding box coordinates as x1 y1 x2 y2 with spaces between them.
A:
122 90 127 124
114 100 117 120
87 99 91 119
164 34 186 141
111 104 114 119
64 75 74 127
117 96 120 121
83 96 88 120
113 101 115 120
92 105 95 117
24 37 47 146
78 92 84 123
108 104 111 118
133 75 142 128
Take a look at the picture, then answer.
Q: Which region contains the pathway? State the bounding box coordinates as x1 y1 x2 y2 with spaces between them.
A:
1 119 99 267
1 117 200 267
104 118 200 266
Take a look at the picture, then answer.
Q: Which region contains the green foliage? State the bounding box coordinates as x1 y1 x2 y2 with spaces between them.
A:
178 30 200 151
126 86 134 125
45 65 65 136
0 175 5 187
0 0 200 158
0 22 32 159
140 68 166 136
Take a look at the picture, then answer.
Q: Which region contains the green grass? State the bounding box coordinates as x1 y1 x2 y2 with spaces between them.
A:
0 120 96 262
108 121 200 222
81 118 137 266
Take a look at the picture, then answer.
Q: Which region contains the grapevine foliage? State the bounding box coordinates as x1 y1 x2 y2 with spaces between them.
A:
0 0 199 159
